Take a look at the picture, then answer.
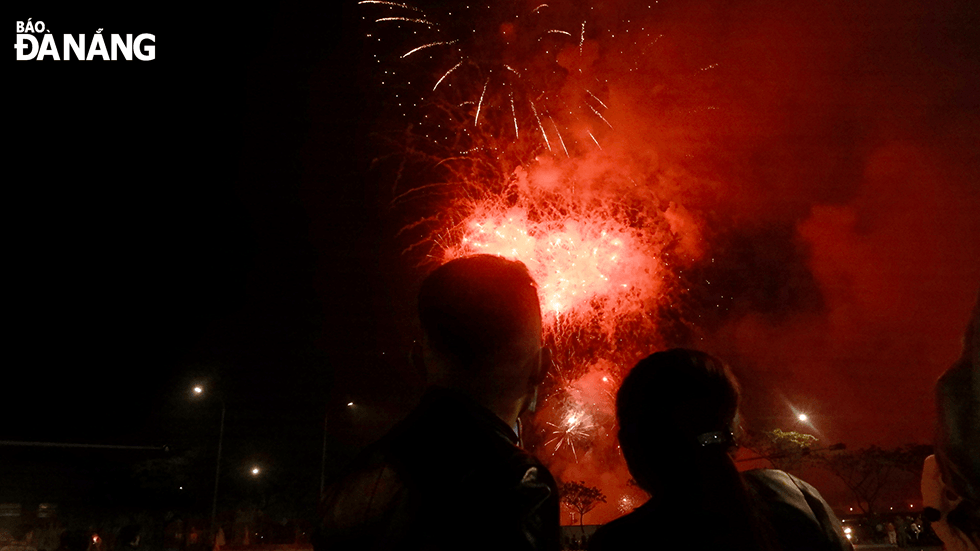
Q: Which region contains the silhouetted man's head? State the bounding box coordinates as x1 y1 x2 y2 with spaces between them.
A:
418 255 545 422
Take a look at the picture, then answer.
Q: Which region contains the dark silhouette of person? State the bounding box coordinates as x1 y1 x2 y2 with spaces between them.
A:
314 255 560 551
921 292 979 551
54 531 88 551
589 349 852 551
116 526 140 550
1 525 37 551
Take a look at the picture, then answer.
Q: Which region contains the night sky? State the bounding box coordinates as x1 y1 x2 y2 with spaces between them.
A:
8 0 980 521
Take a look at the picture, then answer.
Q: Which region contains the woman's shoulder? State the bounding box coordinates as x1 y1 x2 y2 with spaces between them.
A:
742 469 853 551
742 469 823 501
588 503 666 551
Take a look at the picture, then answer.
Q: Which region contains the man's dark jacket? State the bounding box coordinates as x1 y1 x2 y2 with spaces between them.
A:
313 387 561 551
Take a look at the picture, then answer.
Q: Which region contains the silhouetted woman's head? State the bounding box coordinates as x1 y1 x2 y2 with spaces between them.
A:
617 348 741 494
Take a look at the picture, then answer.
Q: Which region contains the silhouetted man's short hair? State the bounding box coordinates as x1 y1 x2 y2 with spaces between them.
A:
418 255 541 371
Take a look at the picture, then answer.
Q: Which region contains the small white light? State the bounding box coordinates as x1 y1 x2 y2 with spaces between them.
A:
193 386 203 394
251 467 260 475
798 413 808 422
347 402 354 407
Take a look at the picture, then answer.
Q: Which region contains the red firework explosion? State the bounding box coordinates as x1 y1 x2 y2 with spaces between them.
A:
361 1 701 524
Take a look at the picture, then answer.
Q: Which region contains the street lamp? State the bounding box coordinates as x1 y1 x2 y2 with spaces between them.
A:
192 383 225 541
797 413 808 422
321 400 357 497
251 466 260 476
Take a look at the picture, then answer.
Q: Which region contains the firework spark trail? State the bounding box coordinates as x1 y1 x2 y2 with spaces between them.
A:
377 17 436 26
362 0 606 150
586 90 608 110
587 103 613 128
357 0 421 11
549 117 569 157
474 79 490 127
433 60 463 90
529 101 552 152
511 93 519 138
401 40 456 59
587 130 601 149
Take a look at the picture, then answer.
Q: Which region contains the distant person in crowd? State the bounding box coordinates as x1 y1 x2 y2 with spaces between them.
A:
1 525 37 551
921 292 979 551
117 526 140 550
54 531 88 551
886 521 897 545
314 255 560 551
894 516 908 547
910 516 923 542
589 348 852 551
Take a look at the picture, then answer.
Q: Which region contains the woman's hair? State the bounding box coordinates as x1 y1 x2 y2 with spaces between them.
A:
617 348 779 551
617 348 741 485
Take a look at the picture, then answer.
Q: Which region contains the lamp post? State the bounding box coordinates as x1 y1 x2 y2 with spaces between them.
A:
192 383 225 541
320 401 356 497
211 400 225 538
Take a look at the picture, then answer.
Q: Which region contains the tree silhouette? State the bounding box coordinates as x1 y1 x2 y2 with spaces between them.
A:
818 444 932 515
741 428 819 472
559 480 607 528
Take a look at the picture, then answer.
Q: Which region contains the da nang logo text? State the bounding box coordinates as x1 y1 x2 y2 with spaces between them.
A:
15 19 155 60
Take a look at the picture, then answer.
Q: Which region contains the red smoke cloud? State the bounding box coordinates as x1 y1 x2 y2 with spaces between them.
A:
374 0 980 521
545 0 978 521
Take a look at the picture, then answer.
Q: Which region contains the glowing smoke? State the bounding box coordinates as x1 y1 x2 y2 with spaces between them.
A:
361 0 980 522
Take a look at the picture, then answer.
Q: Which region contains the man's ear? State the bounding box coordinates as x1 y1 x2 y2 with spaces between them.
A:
532 346 551 385
410 340 426 382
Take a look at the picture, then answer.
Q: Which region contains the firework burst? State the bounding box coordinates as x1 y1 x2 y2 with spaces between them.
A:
357 1 719 523
359 0 611 156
